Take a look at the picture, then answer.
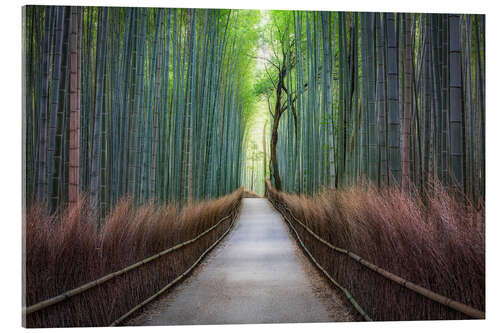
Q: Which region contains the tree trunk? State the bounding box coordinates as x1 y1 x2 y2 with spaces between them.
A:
263 120 267 192
270 63 287 191
271 112 282 191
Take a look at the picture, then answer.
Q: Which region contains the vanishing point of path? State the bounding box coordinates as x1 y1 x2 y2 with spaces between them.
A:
126 198 355 325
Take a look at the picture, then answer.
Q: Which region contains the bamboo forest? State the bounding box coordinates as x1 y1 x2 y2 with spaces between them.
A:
22 5 485 327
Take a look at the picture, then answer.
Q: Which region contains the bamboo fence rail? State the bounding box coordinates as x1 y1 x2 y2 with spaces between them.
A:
268 193 485 320
23 200 241 318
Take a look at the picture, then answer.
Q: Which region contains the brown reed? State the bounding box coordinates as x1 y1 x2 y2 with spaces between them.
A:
267 180 484 321
24 189 243 327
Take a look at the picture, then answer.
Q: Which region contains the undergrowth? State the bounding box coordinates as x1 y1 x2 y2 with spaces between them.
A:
267 180 484 321
24 188 243 327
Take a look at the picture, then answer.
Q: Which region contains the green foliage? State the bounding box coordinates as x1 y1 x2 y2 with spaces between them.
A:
257 10 484 205
22 6 487 213
253 71 274 97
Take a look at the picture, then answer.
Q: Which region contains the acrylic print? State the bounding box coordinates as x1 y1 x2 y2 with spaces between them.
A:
22 4 485 328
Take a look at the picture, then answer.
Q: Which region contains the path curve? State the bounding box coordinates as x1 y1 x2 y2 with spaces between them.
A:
125 198 354 326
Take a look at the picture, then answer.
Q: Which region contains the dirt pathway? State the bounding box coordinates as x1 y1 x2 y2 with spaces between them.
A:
125 198 354 326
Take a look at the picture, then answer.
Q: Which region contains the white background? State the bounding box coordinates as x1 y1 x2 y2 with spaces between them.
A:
1 0 497 332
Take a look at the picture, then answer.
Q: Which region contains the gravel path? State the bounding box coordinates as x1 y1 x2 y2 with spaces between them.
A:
125 198 355 326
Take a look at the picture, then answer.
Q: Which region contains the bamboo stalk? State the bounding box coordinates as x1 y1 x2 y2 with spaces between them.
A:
69 6 80 205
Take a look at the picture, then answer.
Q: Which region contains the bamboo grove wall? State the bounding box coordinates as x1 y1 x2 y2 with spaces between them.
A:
23 6 254 216
272 12 484 202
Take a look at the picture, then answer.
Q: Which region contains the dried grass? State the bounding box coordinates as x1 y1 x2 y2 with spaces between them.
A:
267 180 484 321
24 188 243 327
242 189 261 198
